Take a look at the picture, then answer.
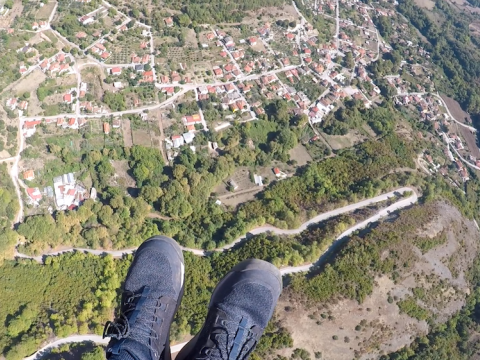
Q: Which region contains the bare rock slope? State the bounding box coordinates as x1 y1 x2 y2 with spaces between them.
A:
276 201 479 360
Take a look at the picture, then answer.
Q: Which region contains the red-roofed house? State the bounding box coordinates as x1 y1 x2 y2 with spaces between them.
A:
26 188 42 202
171 71 181 84
143 70 154 82
24 120 41 129
164 87 174 95
103 122 110 134
63 93 72 103
182 114 202 126
18 101 28 111
59 63 70 74
164 17 174 27
110 67 122 75
40 60 49 71
6 98 17 110
23 170 35 181
224 83 235 93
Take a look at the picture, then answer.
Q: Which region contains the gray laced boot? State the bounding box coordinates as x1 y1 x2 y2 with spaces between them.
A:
175 259 282 360
103 236 184 360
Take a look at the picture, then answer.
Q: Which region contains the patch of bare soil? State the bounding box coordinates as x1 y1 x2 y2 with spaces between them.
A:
276 201 480 359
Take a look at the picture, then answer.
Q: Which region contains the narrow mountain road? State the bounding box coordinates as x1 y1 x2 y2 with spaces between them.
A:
15 187 417 262
20 187 417 360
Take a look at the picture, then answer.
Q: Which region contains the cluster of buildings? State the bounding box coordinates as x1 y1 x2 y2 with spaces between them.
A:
90 41 111 61
21 116 90 137
25 172 89 210
6 98 28 113
395 94 443 123
39 52 72 76
31 21 48 31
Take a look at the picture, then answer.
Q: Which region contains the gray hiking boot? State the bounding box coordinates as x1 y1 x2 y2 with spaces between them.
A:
103 236 184 360
175 259 282 360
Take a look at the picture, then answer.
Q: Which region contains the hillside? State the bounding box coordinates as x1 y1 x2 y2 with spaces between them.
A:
275 200 480 359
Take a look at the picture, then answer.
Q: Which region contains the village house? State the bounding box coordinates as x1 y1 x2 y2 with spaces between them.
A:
164 17 174 27
26 188 42 203
110 67 122 75
182 114 202 126
78 15 94 25
23 170 35 181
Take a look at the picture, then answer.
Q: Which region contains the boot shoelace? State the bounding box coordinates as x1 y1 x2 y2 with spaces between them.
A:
199 317 260 360
103 286 168 357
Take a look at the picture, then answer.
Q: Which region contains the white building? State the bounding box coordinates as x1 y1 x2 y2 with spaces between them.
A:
53 173 86 210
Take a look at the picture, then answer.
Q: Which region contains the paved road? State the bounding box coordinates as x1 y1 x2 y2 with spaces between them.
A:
20 187 418 360
15 187 417 262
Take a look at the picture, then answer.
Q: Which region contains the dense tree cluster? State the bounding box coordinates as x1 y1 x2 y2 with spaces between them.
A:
320 99 398 136
0 252 124 360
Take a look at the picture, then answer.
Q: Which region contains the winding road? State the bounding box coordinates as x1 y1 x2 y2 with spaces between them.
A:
20 187 418 360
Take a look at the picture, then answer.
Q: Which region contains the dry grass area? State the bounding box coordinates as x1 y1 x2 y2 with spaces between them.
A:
122 118 133 147
441 94 471 125
214 166 276 207
277 276 429 360
446 0 480 14
36 1 56 20
275 201 480 359
111 160 136 188
80 64 114 103
414 0 436 9
0 1 23 28
132 128 152 146
11 69 46 97
322 131 366 150
440 94 480 158
289 144 312 166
